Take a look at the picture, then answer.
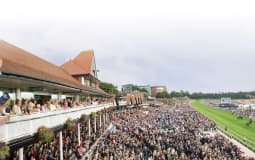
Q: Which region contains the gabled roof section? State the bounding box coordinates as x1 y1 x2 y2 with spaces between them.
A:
61 50 94 76
0 40 80 87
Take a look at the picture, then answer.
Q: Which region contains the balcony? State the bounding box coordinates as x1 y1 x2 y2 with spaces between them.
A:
0 103 116 143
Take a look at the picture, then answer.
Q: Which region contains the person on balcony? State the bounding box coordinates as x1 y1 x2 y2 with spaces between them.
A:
0 103 9 116
28 99 40 113
64 100 69 110
0 92 11 116
53 100 61 110
48 101 57 111
41 102 48 112
21 99 30 114
12 99 22 115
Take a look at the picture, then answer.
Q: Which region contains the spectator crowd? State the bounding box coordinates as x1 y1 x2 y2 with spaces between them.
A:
4 104 255 160
92 106 254 160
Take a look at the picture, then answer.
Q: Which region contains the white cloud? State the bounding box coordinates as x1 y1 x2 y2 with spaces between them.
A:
1 0 255 92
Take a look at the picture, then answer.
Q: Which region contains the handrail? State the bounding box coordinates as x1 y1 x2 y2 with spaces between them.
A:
0 103 115 143
6 103 111 123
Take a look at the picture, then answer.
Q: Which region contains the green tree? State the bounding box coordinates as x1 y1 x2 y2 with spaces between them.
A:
156 91 169 98
99 82 119 94
143 92 149 99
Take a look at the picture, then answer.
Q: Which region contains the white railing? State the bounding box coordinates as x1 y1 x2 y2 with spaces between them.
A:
119 101 127 106
0 103 114 143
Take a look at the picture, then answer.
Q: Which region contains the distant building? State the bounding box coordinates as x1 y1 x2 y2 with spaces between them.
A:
151 86 167 97
219 97 234 108
220 97 232 104
137 85 151 96
121 84 134 94
61 50 100 88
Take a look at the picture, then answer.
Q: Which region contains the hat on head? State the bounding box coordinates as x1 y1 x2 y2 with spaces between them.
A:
0 92 10 105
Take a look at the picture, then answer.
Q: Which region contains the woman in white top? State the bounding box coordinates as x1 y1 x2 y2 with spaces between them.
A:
12 99 22 115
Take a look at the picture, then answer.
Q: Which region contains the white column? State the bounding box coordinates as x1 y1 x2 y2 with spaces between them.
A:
94 116 97 133
99 113 102 128
18 147 23 160
75 95 80 102
103 114 106 125
88 118 91 137
57 92 62 101
59 131 63 160
106 113 108 123
15 88 21 100
78 123 81 145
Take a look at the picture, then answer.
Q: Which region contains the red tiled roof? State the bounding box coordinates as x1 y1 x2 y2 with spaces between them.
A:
61 50 94 75
0 40 108 96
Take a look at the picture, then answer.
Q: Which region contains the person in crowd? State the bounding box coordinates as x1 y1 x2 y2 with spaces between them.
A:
40 102 48 113
12 99 22 115
33 103 41 113
67 99 72 108
72 101 80 108
28 99 39 113
0 103 9 116
21 99 30 114
63 100 69 110
53 100 61 110
46 101 56 111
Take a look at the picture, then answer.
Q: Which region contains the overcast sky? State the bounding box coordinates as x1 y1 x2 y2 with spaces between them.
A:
0 0 255 93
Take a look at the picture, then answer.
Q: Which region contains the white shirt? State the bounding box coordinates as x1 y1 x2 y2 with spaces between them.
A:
12 104 22 115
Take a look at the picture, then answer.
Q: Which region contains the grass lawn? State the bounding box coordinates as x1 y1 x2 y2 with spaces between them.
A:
191 100 255 151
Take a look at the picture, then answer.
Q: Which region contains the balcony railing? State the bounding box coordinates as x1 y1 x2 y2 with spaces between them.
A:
0 103 116 142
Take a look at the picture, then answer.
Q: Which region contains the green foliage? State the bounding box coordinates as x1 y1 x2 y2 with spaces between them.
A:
37 127 54 143
80 114 89 124
99 82 119 94
188 91 254 99
166 90 255 99
65 118 75 129
156 91 169 98
90 112 97 119
143 92 149 99
155 90 189 99
0 142 9 160
169 90 189 98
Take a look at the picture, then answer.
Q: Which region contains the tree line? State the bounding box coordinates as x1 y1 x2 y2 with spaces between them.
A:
156 90 255 99
99 82 255 100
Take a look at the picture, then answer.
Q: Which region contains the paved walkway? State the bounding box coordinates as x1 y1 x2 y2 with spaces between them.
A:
217 130 255 158
82 124 112 160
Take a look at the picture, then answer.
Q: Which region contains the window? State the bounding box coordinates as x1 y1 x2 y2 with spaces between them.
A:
81 77 85 85
84 79 90 86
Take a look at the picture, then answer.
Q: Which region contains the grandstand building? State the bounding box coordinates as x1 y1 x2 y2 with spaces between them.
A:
0 40 133 159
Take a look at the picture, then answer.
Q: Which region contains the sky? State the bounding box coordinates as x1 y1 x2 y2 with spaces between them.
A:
0 0 255 93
